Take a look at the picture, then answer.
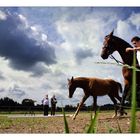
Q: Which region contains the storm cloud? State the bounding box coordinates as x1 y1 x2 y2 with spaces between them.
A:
0 10 56 76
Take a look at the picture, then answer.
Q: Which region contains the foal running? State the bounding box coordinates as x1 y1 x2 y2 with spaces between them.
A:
68 76 122 120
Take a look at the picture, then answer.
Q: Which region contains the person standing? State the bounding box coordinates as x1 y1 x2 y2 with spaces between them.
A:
42 94 49 116
51 95 57 115
126 36 140 66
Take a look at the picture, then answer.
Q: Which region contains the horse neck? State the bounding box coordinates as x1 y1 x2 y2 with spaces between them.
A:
74 78 88 89
114 36 134 65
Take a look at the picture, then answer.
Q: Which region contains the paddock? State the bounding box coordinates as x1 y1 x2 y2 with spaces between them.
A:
0 110 140 133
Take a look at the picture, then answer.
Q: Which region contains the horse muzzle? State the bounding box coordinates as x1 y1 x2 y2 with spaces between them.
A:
101 53 109 59
69 95 72 98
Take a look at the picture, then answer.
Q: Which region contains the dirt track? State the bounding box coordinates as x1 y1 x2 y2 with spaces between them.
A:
0 110 140 133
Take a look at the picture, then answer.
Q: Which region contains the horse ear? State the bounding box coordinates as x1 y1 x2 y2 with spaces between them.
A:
71 76 74 82
109 29 114 36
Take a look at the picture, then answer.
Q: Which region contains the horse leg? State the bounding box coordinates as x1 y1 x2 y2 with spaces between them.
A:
72 95 88 120
119 85 130 116
108 94 118 118
115 94 127 115
93 96 97 115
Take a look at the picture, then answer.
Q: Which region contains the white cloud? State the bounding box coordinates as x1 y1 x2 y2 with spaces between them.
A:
55 17 103 70
56 18 103 50
0 10 7 20
116 19 137 43
116 20 132 38
129 12 140 30
116 12 140 42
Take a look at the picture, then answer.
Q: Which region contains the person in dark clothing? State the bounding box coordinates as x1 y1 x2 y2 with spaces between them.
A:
42 94 49 116
51 95 57 115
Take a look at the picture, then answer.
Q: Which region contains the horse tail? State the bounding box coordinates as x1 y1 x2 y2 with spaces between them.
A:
117 82 122 93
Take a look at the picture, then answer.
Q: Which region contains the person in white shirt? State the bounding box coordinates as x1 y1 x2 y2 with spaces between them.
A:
126 36 140 66
42 94 49 116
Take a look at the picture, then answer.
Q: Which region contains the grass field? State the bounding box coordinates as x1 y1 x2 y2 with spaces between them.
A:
0 110 140 133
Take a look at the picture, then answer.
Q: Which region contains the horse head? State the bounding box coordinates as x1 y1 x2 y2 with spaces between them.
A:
68 76 76 98
101 30 117 59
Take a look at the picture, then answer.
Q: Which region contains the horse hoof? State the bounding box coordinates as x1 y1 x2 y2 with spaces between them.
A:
117 110 127 117
121 111 127 116
117 112 123 117
71 115 76 120
124 112 127 115
72 117 76 120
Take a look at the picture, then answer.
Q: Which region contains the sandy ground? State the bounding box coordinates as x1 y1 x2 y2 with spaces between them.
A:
0 110 140 133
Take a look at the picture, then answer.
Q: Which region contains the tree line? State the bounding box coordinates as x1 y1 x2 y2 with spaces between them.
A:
0 96 131 112
0 97 41 112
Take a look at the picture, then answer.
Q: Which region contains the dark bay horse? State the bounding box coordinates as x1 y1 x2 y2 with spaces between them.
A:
68 76 122 120
101 30 140 116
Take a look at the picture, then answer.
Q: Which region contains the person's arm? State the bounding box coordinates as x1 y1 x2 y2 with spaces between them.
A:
134 47 140 51
126 47 140 52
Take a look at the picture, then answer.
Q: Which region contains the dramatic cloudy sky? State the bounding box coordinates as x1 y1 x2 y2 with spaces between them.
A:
0 7 140 107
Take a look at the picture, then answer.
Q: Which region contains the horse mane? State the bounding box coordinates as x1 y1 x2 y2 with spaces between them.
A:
113 35 133 48
111 35 136 65
74 77 94 82
74 77 89 80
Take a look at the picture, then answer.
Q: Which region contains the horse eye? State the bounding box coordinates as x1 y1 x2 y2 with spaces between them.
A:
103 46 108 49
